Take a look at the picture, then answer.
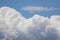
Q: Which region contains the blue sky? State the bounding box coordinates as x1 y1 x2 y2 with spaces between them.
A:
0 0 60 18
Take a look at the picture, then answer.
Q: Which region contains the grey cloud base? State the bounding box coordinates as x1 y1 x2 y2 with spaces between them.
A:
0 7 60 40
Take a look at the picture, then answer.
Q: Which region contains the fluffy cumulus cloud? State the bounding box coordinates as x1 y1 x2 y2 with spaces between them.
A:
21 6 60 13
0 7 60 40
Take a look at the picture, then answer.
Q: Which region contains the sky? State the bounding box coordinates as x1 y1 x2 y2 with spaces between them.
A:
0 0 60 18
0 0 60 40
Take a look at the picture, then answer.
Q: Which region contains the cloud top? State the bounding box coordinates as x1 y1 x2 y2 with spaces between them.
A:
0 7 60 40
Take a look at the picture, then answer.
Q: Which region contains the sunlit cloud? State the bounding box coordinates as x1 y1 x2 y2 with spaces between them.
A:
0 7 60 40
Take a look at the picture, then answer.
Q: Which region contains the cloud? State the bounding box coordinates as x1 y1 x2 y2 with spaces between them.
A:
21 6 60 13
0 7 60 40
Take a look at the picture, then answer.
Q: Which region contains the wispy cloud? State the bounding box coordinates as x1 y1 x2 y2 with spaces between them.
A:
21 6 60 13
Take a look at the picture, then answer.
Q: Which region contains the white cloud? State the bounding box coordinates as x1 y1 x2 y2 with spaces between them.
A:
0 7 60 40
21 6 60 13
21 6 59 13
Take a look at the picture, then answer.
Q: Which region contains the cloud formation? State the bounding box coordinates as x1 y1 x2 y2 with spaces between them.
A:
21 6 59 13
0 7 60 40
